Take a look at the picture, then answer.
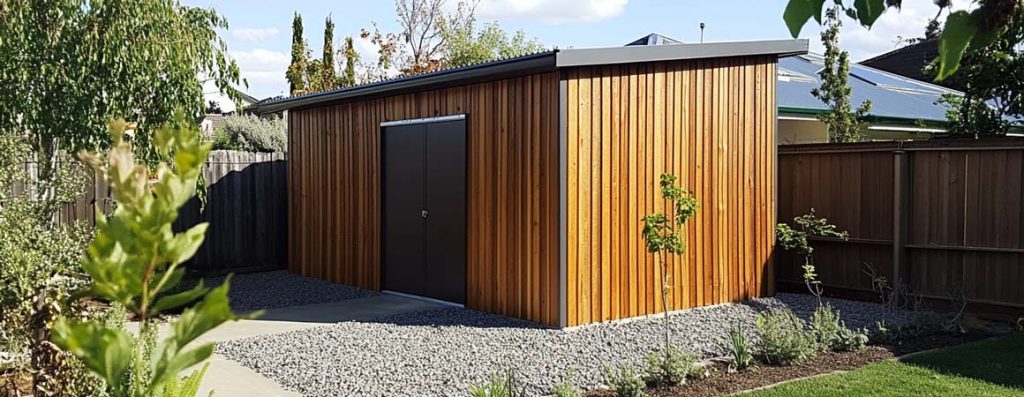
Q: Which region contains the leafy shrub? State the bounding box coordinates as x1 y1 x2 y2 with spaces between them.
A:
810 304 842 351
468 371 525 397
755 308 817 365
726 326 753 370
52 115 256 397
551 370 581 397
641 346 697 386
0 134 101 395
810 304 867 352
604 363 647 397
211 114 287 152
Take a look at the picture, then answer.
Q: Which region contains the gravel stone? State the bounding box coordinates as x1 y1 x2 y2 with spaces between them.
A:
218 293 903 396
186 271 375 312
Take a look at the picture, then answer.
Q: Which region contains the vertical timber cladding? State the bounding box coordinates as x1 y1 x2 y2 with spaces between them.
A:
563 57 778 326
287 72 561 326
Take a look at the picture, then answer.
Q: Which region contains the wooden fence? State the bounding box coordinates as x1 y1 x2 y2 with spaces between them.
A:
778 139 1024 318
15 151 288 275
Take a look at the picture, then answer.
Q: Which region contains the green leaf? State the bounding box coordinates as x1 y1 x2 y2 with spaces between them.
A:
149 343 215 393
151 281 208 314
783 0 826 37
937 11 979 80
51 318 133 387
853 0 886 28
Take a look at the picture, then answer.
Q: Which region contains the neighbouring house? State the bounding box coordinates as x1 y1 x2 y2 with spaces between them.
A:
251 39 808 327
777 53 958 144
860 38 943 89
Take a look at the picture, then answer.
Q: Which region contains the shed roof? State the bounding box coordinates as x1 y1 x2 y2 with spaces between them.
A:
251 39 808 114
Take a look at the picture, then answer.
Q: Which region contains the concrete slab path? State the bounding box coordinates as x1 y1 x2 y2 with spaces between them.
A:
146 293 442 397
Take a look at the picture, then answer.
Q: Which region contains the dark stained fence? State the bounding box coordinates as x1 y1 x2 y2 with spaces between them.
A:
12 151 288 275
778 139 1024 318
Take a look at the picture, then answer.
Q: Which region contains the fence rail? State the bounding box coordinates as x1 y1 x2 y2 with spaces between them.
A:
12 150 288 275
778 139 1024 318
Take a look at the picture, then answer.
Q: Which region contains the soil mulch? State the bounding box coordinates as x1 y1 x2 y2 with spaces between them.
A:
0 370 32 397
587 332 989 397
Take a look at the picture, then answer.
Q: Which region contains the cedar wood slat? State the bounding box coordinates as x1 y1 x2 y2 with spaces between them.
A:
564 57 778 325
287 73 560 325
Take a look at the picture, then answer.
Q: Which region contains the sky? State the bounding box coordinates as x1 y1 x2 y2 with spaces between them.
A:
186 0 974 102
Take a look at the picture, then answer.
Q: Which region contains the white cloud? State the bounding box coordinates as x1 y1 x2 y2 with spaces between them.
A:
807 0 976 61
477 0 628 24
230 48 291 97
231 27 281 42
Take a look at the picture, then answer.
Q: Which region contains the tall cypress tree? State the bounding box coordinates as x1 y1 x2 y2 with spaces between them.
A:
342 36 358 87
321 16 336 91
286 12 308 95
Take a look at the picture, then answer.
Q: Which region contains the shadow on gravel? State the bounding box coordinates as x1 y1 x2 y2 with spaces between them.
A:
344 307 553 330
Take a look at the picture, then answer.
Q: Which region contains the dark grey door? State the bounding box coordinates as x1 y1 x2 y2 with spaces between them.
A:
381 118 467 304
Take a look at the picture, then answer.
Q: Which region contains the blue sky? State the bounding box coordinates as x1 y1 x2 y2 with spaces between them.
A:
185 0 971 100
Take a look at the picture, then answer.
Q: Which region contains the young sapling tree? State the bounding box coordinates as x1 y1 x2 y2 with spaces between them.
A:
641 174 698 376
776 209 848 306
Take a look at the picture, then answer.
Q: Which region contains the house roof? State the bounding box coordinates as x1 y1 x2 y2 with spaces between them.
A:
859 38 941 87
625 33 683 46
251 39 808 114
778 53 960 125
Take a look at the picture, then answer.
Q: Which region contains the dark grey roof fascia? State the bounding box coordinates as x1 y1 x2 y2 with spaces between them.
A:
253 51 558 114
556 39 809 68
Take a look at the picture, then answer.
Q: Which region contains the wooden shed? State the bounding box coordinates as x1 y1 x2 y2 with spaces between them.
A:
254 39 809 327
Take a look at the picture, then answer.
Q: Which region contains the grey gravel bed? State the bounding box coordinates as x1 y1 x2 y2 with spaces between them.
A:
184 271 375 312
218 293 904 397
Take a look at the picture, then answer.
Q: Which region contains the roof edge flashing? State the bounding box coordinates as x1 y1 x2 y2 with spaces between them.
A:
556 39 809 68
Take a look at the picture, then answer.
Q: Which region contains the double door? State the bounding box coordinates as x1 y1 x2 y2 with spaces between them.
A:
381 117 467 304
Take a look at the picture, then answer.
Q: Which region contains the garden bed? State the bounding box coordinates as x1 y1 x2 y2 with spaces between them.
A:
586 331 995 397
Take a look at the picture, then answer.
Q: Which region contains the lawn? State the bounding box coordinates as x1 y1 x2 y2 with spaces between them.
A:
739 333 1024 397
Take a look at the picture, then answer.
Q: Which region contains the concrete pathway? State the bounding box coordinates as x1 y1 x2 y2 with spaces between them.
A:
158 293 441 397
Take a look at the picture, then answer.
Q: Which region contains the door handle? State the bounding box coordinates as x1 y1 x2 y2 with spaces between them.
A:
421 210 429 219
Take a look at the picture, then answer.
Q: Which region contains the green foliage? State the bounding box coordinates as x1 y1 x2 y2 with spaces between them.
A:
211 114 287 153
321 16 337 92
782 0 1020 81
341 36 359 88
755 308 818 365
640 173 699 374
442 19 546 68
551 370 582 397
468 371 525 397
812 6 871 143
0 0 243 169
726 326 753 370
777 210 848 305
603 363 647 397
810 304 867 352
641 346 698 386
931 7 1024 137
288 12 309 95
0 133 101 394
51 114 256 397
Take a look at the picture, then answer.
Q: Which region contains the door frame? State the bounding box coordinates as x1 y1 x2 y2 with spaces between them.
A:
379 113 469 306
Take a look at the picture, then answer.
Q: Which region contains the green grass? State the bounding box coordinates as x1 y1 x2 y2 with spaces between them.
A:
739 333 1024 397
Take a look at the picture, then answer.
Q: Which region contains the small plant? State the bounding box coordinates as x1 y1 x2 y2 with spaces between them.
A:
641 174 699 367
51 115 258 397
810 304 867 352
551 370 582 397
755 308 817 365
832 325 869 352
726 326 753 370
604 363 647 397
641 346 697 386
809 304 842 351
777 209 848 306
469 371 525 397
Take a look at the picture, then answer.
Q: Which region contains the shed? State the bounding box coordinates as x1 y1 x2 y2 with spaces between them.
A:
253 39 809 327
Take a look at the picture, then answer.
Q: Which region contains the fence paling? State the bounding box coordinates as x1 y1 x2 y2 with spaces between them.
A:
778 139 1024 317
27 150 289 275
